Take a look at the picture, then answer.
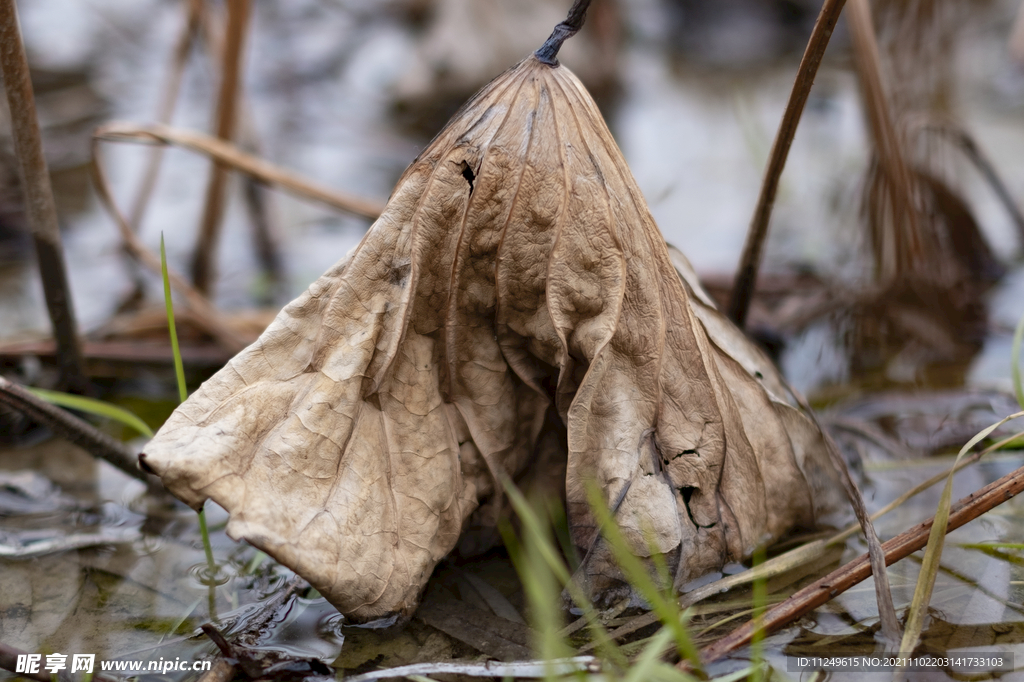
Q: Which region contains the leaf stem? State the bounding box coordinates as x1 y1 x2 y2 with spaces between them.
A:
191 0 251 294
727 0 847 328
535 0 593 66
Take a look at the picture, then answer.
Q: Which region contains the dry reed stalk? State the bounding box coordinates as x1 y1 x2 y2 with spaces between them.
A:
190 0 251 295
188 0 285 296
242 176 284 303
796 387 901 645
695 461 1024 666
95 122 385 217
728 0 848 329
848 0 925 282
128 0 205 231
91 139 250 352
0 376 159 489
0 0 87 392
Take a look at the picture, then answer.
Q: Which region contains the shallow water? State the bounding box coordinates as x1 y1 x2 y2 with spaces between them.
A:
2 1 1024 680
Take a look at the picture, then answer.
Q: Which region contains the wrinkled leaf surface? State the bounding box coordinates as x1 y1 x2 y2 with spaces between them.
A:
142 55 844 620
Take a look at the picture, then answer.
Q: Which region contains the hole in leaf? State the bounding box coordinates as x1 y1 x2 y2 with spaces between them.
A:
460 160 475 194
679 485 714 529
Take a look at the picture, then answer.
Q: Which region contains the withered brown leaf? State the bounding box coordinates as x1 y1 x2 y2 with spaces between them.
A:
141 55 844 621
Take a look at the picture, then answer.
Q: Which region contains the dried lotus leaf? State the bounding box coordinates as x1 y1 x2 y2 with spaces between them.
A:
141 55 844 620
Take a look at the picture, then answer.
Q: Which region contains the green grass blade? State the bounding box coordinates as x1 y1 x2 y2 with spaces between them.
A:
584 482 699 664
498 520 572 679
502 482 627 669
244 550 268 575
899 410 1024 656
622 627 677 682
161 234 187 404
1013 312 1024 412
161 233 218 610
198 508 216 568
960 542 1024 551
27 387 154 438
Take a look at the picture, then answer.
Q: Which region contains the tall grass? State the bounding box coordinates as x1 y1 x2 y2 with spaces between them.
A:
501 480 763 680
898 319 1024 658
161 234 219 614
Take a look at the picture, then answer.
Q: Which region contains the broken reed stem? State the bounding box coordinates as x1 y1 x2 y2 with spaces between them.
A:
0 376 161 491
535 0 593 66
727 0 847 329
0 0 87 392
822 429 902 644
128 0 204 231
847 0 923 280
191 0 251 295
176 0 286 296
695 462 1024 666
90 140 250 352
96 122 385 218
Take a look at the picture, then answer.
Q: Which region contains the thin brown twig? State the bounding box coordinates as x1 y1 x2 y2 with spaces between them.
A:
243 175 285 303
90 139 250 352
727 0 847 329
792 387 901 645
142 0 286 297
0 0 87 392
848 0 927 282
694 461 1024 666
758 358 899 644
190 0 251 295
0 376 162 492
95 122 385 218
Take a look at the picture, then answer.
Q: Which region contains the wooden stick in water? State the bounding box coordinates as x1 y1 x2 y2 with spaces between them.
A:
695 462 1024 666
0 0 88 392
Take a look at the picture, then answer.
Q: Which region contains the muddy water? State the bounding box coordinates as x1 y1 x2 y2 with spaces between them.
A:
2 0 1024 680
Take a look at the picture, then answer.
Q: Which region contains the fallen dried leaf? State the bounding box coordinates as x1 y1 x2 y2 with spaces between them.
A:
141 55 844 621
